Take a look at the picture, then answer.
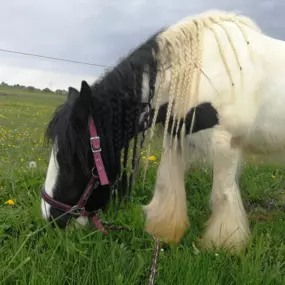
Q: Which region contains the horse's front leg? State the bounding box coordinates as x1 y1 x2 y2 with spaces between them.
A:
201 128 250 252
143 141 189 243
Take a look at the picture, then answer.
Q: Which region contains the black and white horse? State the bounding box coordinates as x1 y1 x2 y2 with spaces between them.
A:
41 10 285 253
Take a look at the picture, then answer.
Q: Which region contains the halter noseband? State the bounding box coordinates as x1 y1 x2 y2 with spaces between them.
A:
41 116 110 234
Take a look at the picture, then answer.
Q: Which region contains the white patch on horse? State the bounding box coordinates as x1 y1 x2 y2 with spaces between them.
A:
41 143 59 220
75 216 89 227
141 67 150 104
139 66 150 124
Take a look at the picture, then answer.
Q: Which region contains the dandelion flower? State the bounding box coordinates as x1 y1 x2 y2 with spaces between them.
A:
271 175 276 179
29 161 37 168
4 199 15 206
148 155 156 161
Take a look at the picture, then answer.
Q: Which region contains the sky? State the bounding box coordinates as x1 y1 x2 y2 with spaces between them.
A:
0 0 284 91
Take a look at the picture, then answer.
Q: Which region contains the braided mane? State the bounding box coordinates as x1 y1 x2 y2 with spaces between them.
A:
144 10 261 164
86 30 164 197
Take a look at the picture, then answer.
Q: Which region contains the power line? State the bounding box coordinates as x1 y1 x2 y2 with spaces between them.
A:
0 48 110 68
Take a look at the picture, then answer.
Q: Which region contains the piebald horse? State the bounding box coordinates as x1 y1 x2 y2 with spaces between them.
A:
41 10 285 253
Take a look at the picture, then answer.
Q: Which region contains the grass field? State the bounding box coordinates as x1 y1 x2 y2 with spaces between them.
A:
0 88 285 284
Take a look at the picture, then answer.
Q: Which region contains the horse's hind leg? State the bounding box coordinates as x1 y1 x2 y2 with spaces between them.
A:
201 127 250 252
143 139 189 243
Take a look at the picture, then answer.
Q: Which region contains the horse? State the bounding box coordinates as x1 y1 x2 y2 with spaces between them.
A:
41 10 285 253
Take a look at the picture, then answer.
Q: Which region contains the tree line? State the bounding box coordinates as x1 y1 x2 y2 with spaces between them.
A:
0 81 67 95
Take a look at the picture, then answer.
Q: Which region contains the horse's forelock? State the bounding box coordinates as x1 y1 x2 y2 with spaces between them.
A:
45 101 91 175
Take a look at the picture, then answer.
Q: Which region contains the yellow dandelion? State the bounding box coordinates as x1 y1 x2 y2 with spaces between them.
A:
148 155 156 161
4 199 15 206
272 175 276 179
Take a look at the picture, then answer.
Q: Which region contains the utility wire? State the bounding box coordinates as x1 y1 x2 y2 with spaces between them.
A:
0 48 110 68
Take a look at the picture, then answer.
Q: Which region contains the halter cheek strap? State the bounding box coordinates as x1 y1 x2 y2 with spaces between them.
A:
41 116 109 234
89 118 109 185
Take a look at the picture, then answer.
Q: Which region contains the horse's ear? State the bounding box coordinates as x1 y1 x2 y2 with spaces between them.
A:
69 80 92 123
79 80 92 107
67 87 80 105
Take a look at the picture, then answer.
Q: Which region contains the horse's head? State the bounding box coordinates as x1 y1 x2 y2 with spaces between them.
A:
41 81 127 228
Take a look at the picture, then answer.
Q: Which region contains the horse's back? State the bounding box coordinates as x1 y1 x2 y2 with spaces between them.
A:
198 14 285 157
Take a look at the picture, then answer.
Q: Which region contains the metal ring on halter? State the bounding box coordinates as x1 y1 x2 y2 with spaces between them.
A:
70 205 85 215
91 167 98 178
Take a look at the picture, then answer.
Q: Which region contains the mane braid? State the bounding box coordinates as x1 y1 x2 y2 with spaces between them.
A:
128 97 142 196
87 30 161 200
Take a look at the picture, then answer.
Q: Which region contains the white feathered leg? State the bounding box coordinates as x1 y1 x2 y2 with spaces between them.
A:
143 142 189 243
201 128 250 252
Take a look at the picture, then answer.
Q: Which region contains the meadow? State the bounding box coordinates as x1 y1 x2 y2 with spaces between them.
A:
0 87 285 284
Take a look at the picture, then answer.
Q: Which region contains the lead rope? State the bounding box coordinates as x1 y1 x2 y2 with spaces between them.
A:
148 236 160 285
99 220 160 285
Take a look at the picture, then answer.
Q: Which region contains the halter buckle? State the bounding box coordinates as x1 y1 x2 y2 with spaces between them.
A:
90 136 101 153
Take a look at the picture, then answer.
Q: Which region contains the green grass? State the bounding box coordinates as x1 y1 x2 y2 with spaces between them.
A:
1 89 285 284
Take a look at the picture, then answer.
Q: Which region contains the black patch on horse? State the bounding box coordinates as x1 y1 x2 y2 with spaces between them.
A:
143 102 219 136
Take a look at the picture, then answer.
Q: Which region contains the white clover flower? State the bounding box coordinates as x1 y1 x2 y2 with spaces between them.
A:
28 161 37 168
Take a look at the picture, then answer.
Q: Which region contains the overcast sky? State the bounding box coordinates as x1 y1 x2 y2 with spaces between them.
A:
0 0 283 91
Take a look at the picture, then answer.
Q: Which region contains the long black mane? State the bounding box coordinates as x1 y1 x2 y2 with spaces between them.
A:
46 30 163 199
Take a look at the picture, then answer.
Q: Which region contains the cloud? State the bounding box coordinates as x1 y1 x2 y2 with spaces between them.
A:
0 0 283 90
